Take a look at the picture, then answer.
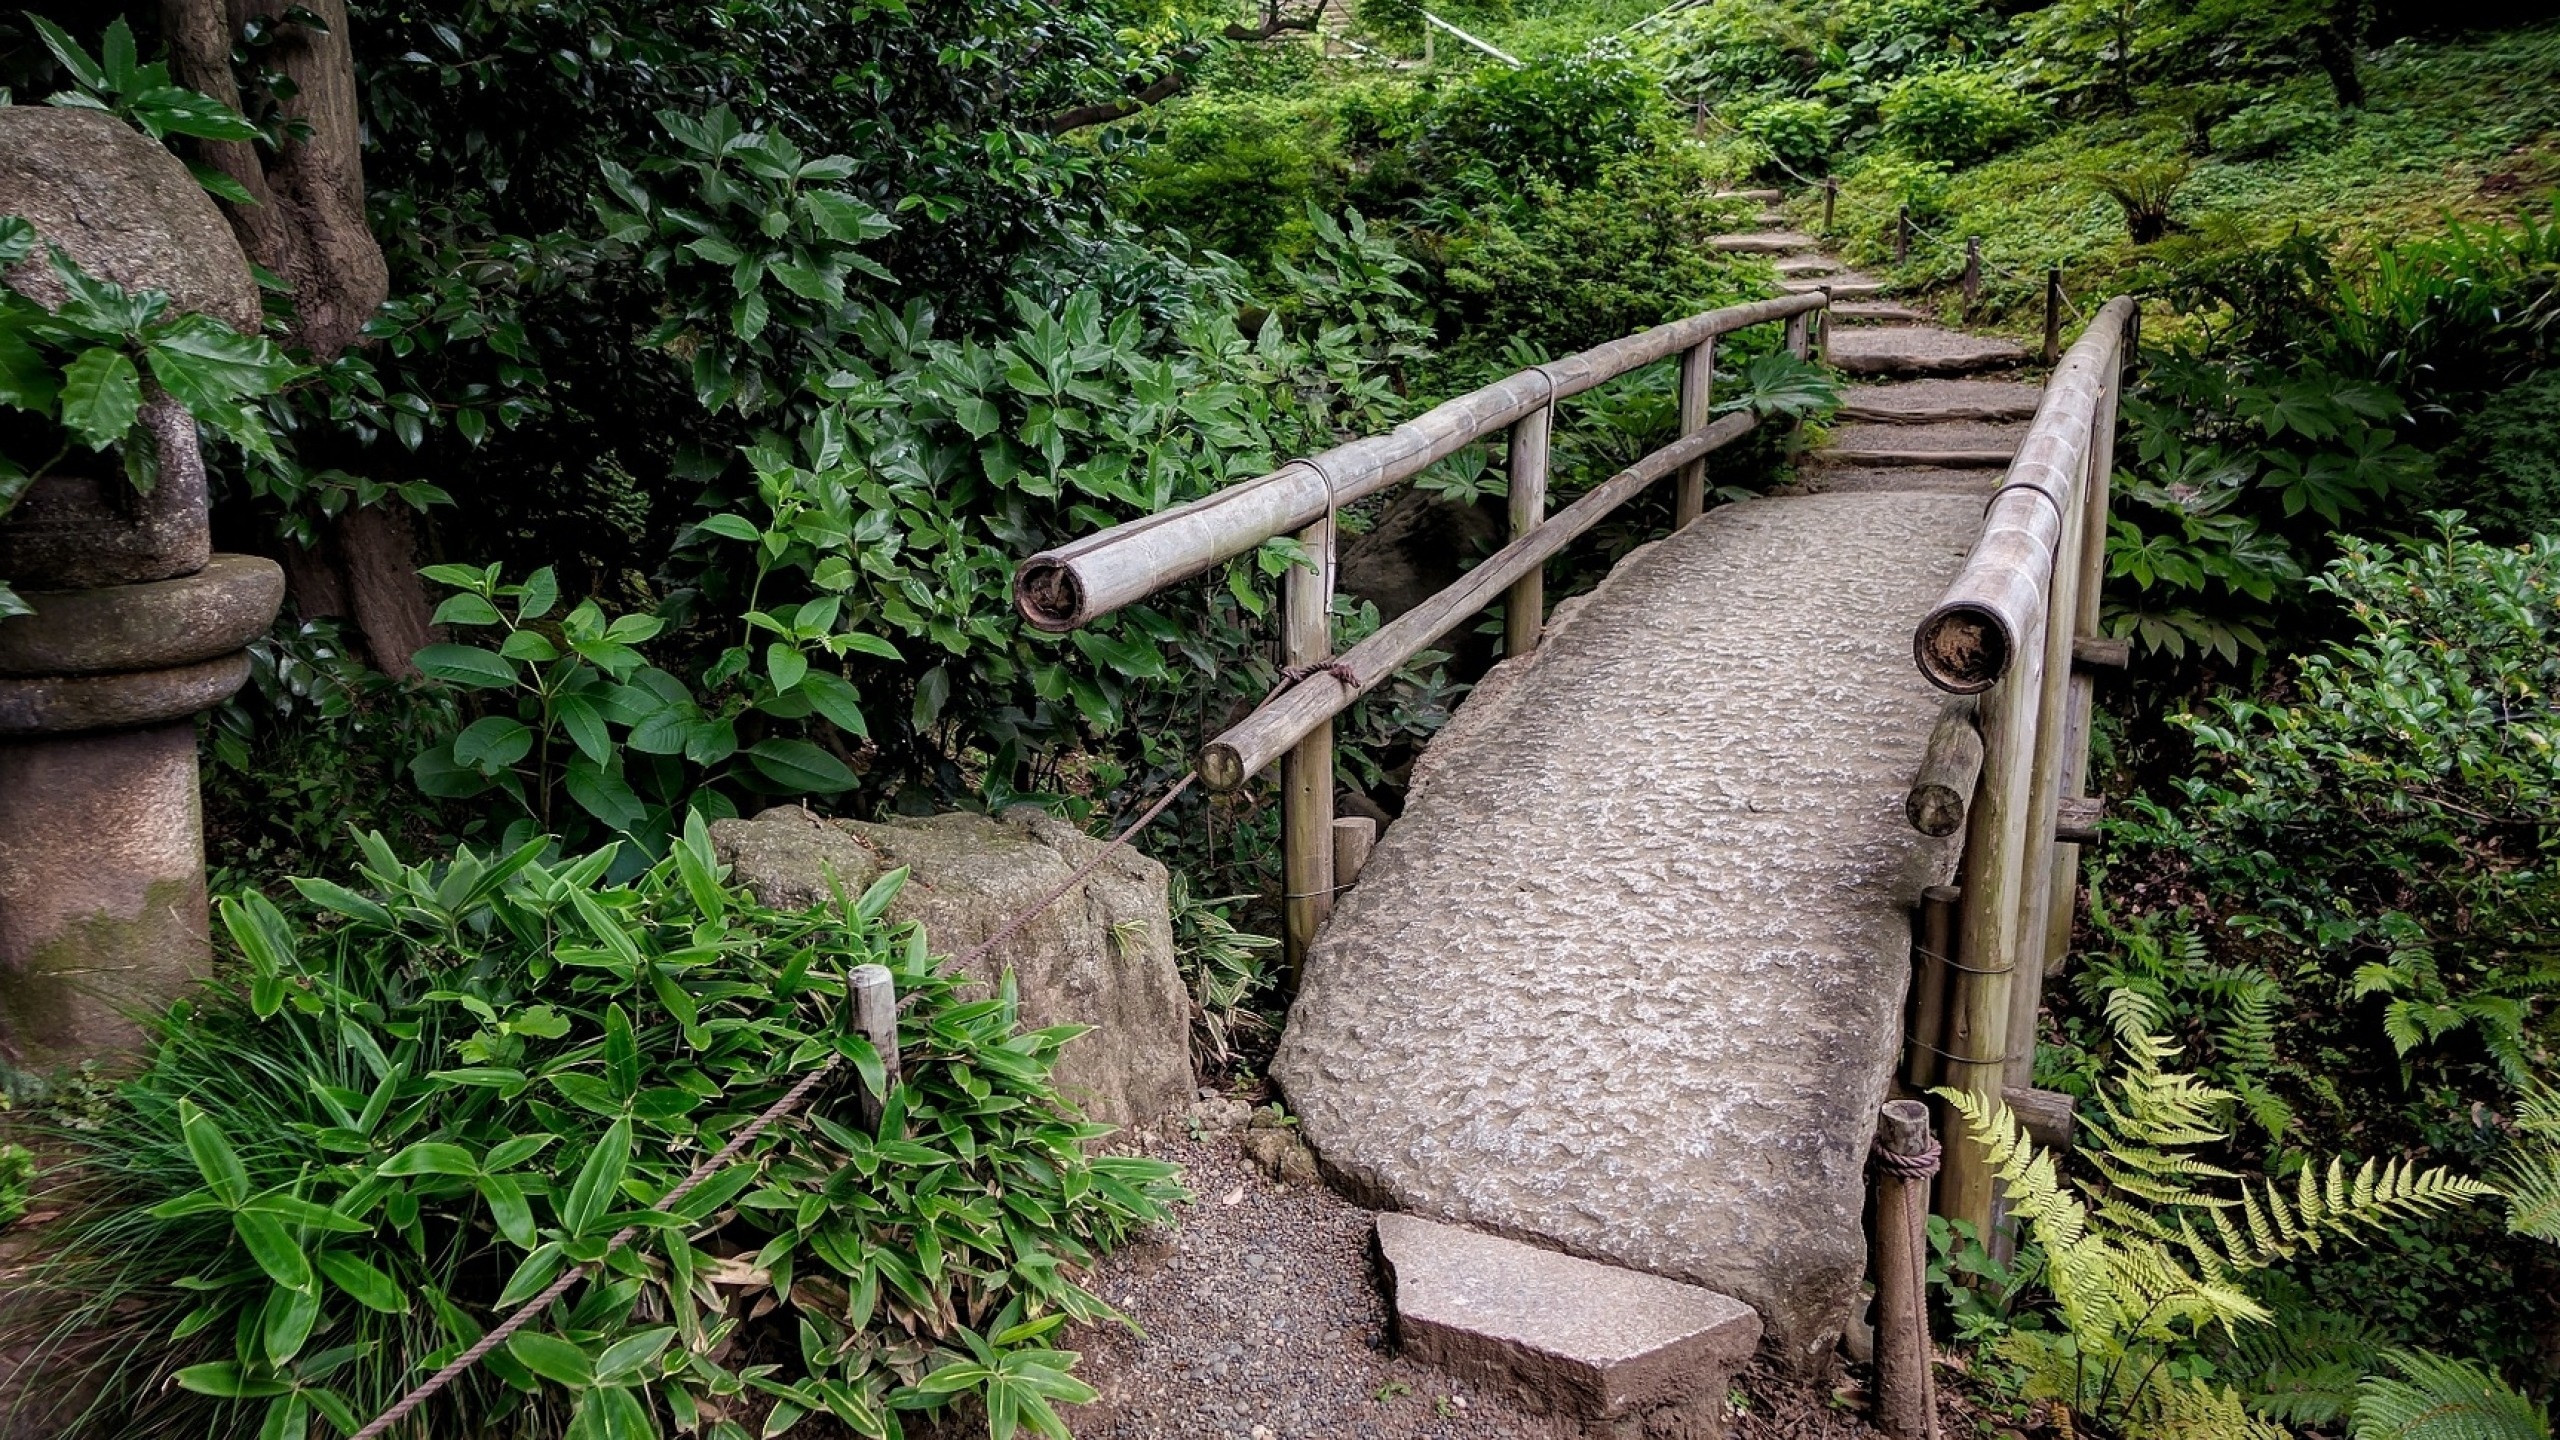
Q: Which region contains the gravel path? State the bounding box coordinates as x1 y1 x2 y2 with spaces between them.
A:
1066 1121 1985 1440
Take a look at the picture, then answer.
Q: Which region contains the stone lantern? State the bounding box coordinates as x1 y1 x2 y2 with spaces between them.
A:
0 108 285 1071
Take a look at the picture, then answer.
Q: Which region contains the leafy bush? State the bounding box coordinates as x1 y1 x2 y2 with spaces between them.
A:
16 821 1179 1439
1878 68 2041 167
1834 0 2004 85
1421 55 1673 192
1720 95 1839 175
1647 0 1829 106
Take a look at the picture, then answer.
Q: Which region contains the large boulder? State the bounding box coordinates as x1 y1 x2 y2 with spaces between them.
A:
711 806 1193 1129
0 106 259 332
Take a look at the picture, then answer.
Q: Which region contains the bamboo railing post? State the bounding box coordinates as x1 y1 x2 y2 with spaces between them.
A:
2042 267 2063 367
1935 617 2045 1232
2038 333 2127 980
1894 206 1911 264
1874 1100 1941 1440
1961 237 1982 315
2003 443 2089 1090
1904 883 1962 1090
1506 403 1553 651
1332 815 1378 890
851 963 900 1129
1281 514 1337 982
1822 176 1838 236
1784 311 1810 361
1673 341 1714 527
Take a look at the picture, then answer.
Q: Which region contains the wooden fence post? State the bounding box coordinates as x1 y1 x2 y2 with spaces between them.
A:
1894 206 1911 264
1783 311 1810 361
851 963 901 1129
1904 883 1962 1091
2003 441 2089 1089
1822 176 1838 236
1673 342 1714 527
1506 403 1552 651
2042 267 2063 367
1961 237 1982 314
1282 514 1337 984
1874 1100 1941 1440
1332 815 1378 890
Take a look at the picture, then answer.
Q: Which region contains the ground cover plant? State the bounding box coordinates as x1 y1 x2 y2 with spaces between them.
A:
10 819 1180 1439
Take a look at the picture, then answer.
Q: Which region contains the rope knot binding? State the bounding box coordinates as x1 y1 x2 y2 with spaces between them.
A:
1872 1136 1945 1180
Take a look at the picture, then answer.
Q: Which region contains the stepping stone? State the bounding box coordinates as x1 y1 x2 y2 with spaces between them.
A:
1708 231 1817 254
1377 1213 1761 1435
1818 420 2027 468
1774 254 1839 277
1757 210 1789 226
1711 187 1783 203
1777 464 2005 496
1782 274 1885 298
1829 301 1931 325
1838 378 2045 424
1826 325 2026 378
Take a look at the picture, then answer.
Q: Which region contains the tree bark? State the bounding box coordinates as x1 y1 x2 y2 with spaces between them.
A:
161 0 435 677
2314 4 2366 108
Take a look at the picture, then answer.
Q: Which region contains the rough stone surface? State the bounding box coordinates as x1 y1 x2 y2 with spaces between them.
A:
1837 379 2046 424
1827 326 2026 378
1777 465 2004 496
0 723 208 1070
1829 302 1932 325
1780 275 1884 299
0 651 248 735
1772 255 1838 277
0 402 210 589
1272 495 1973 1369
0 554 283 677
712 805 1192 1127
1377 1213 1762 1436
0 107 260 333
1813 421 2027 470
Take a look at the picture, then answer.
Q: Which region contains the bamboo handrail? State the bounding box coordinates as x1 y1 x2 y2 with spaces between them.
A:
1013 291 1826 634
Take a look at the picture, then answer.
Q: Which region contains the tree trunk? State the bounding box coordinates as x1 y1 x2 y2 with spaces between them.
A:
161 0 435 677
2315 1 2366 108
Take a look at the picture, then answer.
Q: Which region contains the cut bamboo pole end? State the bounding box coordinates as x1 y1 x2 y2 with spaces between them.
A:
851 963 900 1127
1905 699 1983 837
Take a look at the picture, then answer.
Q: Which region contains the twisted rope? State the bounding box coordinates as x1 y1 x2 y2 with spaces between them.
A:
349 771 1201 1439
1873 1135 1944 1179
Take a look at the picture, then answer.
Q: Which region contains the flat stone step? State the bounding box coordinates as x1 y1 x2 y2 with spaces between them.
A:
1829 301 1932 325
1818 420 2027 468
1827 325 2027 378
1711 188 1784 203
1782 274 1884 298
1757 210 1789 226
1709 231 1818 254
1377 1214 1761 1435
1776 464 2006 496
1838 378 2046 423
1773 254 1839 277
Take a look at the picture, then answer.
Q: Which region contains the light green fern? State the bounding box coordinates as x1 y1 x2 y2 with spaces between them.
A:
1937 1007 2492 1440
2492 1080 2560 1244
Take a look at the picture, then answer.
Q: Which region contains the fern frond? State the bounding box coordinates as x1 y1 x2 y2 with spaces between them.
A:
2153 1377 2294 1440
2352 1349 2552 1440
2494 1084 2560 1243
2209 1159 2493 1270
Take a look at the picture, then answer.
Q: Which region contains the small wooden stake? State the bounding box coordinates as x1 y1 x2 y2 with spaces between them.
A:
1505 404 1552 653
2042 267 2063 367
1961 237 1982 314
1874 1100 1939 1440
1895 207 1911 264
851 963 900 1128
1906 698 1984 838
2003 1085 2077 1152
1332 815 1378 890
1822 176 1838 235
1673 340 1714 526
1905 884 1960 1091
1281 514 1337 985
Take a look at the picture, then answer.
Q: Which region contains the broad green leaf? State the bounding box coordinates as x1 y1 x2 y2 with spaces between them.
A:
799 671 869 738
506 1330 595 1390
378 1141 481 1177
594 1326 677 1383
432 592 504 627
604 1003 639 1099
0 326 58 412
57 347 140 449
412 643 520 690
562 1119 632 1236
178 1099 250 1208
477 1173 537 1248
316 1250 406 1313
454 715 533 771
143 314 300 410
745 738 856 793
234 1209 314 1293
172 1362 290 1400
766 642 808 693
262 1281 320 1365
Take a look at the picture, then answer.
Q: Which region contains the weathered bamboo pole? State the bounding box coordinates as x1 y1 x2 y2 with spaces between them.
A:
2038 361 2124 979
1934 610 2046 1233
1506 403 1552 654
1281 515 1336 980
1201 413 1759 791
1905 698 1983 838
2042 267 2063 367
2003 438 2088 1089
1673 339 1714 526
1015 293 1825 633
1912 297 2138 694
851 963 901 1128
1873 1100 1940 1440
1904 883 1961 1090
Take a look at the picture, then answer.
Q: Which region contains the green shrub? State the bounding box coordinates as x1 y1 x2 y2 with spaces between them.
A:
1721 95 1839 175
2455 370 2560 543
1422 55 1673 192
1834 0 2005 84
1647 0 1829 105
1878 67 2041 167
17 821 1180 1439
